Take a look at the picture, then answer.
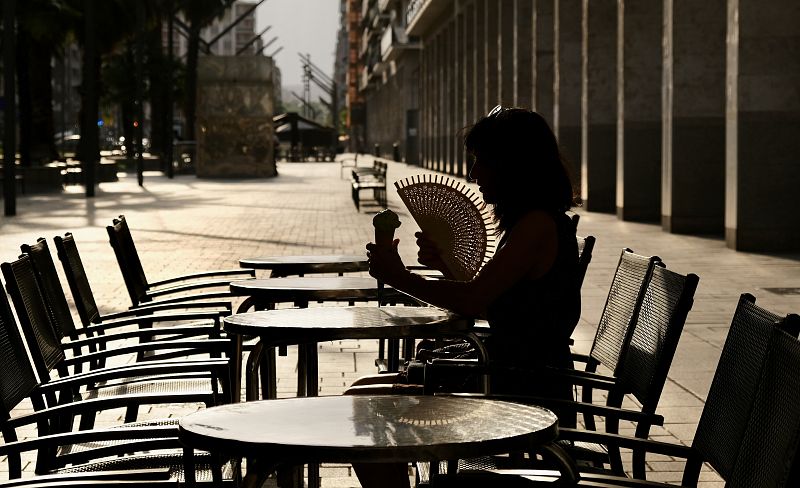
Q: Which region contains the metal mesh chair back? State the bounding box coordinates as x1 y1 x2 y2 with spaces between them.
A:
728 328 800 488
0 290 39 416
21 238 77 340
692 294 780 479
589 249 658 375
618 265 699 406
53 233 102 326
107 215 150 306
1 256 66 381
575 235 596 289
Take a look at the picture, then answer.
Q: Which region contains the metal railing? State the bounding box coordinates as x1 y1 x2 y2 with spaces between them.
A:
406 0 427 27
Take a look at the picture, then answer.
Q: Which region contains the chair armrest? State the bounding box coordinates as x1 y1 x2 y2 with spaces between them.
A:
148 268 255 288
100 300 231 320
35 358 229 392
570 352 593 364
65 324 217 348
82 311 222 332
133 290 233 307
146 278 239 298
425 361 618 391
60 338 229 368
0 469 172 487
448 470 679 488
0 424 178 456
559 428 695 459
444 393 663 426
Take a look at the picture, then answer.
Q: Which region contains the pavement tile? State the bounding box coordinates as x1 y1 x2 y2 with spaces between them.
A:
0 157 796 485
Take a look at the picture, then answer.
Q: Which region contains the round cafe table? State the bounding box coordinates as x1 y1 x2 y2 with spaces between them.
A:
238 254 368 277
224 306 482 401
179 395 576 488
230 276 382 308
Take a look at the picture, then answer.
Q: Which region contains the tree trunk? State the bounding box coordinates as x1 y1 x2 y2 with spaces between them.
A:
148 19 166 157
121 99 135 158
29 38 60 164
16 27 31 167
76 54 101 165
184 23 200 141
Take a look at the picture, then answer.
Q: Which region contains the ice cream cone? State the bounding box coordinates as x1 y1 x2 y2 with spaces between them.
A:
373 209 401 247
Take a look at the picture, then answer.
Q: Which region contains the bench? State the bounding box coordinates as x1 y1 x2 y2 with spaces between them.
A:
339 154 359 178
351 160 387 210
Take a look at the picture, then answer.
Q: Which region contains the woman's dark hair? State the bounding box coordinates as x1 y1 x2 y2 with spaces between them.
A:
463 108 576 233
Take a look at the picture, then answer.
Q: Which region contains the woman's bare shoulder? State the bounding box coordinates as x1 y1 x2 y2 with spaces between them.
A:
510 209 557 238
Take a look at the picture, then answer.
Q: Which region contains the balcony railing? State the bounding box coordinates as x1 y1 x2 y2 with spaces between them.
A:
405 0 453 36
381 23 420 62
406 0 427 27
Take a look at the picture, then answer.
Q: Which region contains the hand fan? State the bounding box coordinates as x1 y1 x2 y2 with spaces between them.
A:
395 174 495 281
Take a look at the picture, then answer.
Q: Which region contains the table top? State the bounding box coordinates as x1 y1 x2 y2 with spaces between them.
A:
223 306 472 341
239 255 368 273
179 395 558 463
229 276 381 300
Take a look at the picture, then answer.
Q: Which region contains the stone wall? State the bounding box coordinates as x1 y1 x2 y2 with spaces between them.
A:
196 56 276 178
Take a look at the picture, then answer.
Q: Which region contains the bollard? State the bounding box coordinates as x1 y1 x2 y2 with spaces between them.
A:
392 142 400 162
373 143 380 157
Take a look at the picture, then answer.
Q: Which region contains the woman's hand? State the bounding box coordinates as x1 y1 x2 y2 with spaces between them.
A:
415 232 449 275
366 239 407 286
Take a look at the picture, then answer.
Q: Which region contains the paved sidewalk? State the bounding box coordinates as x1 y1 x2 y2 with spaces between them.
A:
0 156 798 486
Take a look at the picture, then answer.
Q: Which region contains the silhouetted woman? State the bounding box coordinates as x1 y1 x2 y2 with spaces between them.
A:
352 107 580 488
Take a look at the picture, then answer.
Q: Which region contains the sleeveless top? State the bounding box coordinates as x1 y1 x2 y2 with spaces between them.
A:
483 211 580 398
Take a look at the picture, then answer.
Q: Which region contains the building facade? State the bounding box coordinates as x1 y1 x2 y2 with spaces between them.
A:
361 0 800 252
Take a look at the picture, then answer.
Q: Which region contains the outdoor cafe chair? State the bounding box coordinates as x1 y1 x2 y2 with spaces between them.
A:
422 262 696 480
432 295 800 487
106 215 254 308
53 233 230 326
425 248 658 408
412 248 657 483
0 290 237 484
1 255 232 429
27 237 225 367
0 470 173 487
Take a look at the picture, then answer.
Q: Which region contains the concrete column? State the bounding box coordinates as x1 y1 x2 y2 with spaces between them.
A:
456 6 466 176
475 0 487 114
515 0 534 109
661 0 726 233
616 0 662 221
725 0 800 251
486 0 500 107
498 0 516 106
437 29 445 172
581 0 617 212
445 22 453 174
419 42 433 168
536 0 555 122
418 38 428 167
465 1 476 127
555 0 583 187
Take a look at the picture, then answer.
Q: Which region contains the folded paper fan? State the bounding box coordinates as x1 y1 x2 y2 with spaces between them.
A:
395 174 495 281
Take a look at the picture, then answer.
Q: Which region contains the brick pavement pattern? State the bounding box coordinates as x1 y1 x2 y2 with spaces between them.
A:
0 157 799 486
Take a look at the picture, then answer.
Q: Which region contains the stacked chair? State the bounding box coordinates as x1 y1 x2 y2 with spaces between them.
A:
52 233 232 327
0 218 257 484
2 253 230 426
106 215 254 308
0 277 237 484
